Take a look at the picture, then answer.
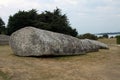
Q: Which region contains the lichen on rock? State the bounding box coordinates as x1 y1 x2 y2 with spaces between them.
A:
9 27 109 56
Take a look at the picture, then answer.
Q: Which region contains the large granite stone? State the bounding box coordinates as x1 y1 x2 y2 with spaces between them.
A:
9 27 108 56
0 35 9 45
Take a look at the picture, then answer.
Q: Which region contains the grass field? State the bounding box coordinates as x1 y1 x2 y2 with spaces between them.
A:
98 38 117 45
0 38 120 80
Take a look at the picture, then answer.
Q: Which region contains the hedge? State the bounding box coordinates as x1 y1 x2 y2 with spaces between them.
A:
116 35 120 44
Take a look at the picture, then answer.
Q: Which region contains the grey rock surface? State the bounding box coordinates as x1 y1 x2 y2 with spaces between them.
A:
83 39 109 49
0 35 9 45
9 27 108 56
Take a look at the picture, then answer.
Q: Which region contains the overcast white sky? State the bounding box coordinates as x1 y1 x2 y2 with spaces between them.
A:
0 0 120 34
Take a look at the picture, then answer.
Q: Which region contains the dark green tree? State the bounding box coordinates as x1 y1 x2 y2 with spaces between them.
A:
7 8 78 37
7 9 38 35
0 17 6 34
36 8 78 36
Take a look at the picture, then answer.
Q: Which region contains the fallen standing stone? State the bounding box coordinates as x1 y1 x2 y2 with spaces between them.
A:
9 27 108 56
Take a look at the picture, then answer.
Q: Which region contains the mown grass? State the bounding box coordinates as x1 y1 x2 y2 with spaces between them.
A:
98 38 116 44
0 38 120 80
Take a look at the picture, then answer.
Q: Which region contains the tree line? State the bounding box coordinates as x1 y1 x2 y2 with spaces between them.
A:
0 8 78 37
0 8 113 40
0 17 6 34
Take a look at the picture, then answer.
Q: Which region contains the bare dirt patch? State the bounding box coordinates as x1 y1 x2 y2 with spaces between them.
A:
0 39 120 80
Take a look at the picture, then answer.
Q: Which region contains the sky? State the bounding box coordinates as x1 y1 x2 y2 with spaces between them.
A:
0 0 120 34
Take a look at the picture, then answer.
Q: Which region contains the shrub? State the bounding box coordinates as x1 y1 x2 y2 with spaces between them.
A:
116 35 120 44
98 36 103 39
102 34 108 38
77 33 98 40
